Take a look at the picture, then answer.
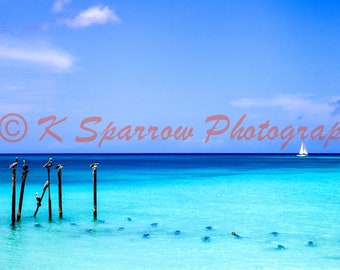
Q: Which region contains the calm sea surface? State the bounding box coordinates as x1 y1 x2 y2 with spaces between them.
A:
0 154 339 269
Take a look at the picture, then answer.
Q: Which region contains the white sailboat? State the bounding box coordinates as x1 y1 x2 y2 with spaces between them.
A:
296 141 308 156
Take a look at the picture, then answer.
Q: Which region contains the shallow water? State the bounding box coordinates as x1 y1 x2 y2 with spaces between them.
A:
1 154 340 269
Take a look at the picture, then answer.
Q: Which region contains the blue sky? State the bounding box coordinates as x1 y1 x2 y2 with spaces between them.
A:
0 0 339 153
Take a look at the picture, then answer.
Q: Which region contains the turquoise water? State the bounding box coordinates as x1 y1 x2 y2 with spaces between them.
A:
1 154 340 269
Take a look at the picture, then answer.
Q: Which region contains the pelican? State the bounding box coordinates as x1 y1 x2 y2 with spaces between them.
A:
36 192 41 202
9 157 18 170
90 162 99 169
22 160 29 171
43 158 53 169
56 164 64 171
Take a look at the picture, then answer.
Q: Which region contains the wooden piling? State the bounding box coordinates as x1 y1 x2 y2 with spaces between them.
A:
17 160 29 221
47 168 52 221
11 169 16 227
33 180 49 217
93 168 97 220
43 158 53 222
90 162 99 220
9 157 18 227
56 164 64 219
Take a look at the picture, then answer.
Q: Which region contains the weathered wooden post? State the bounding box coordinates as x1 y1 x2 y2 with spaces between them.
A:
90 162 99 220
33 180 49 217
17 160 29 221
43 158 53 221
56 164 64 219
9 157 18 227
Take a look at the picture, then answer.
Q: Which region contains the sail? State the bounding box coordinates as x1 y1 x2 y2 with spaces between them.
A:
298 142 308 156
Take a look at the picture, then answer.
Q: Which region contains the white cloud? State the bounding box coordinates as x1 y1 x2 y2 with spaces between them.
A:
230 94 338 121
0 42 75 71
231 94 311 108
59 5 121 28
0 101 32 113
52 0 71 13
329 99 340 116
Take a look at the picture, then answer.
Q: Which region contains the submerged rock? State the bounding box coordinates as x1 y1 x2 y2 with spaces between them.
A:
231 231 241 238
307 241 316 247
143 233 150 238
276 244 286 250
96 220 105 224
202 236 211 242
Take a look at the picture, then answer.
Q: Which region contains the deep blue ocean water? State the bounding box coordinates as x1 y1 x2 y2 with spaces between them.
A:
0 154 339 269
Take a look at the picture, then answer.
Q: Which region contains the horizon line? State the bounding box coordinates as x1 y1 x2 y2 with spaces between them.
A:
0 152 339 156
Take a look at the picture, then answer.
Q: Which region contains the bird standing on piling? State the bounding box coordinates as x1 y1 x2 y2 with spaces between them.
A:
43 158 53 168
56 164 64 171
9 157 18 170
22 160 29 172
36 192 41 204
90 162 99 170
35 192 42 207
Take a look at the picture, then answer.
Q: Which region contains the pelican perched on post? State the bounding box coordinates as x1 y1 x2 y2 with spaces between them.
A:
36 192 41 202
90 162 99 170
56 164 64 171
22 160 29 172
43 158 53 169
35 192 42 207
9 157 18 170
